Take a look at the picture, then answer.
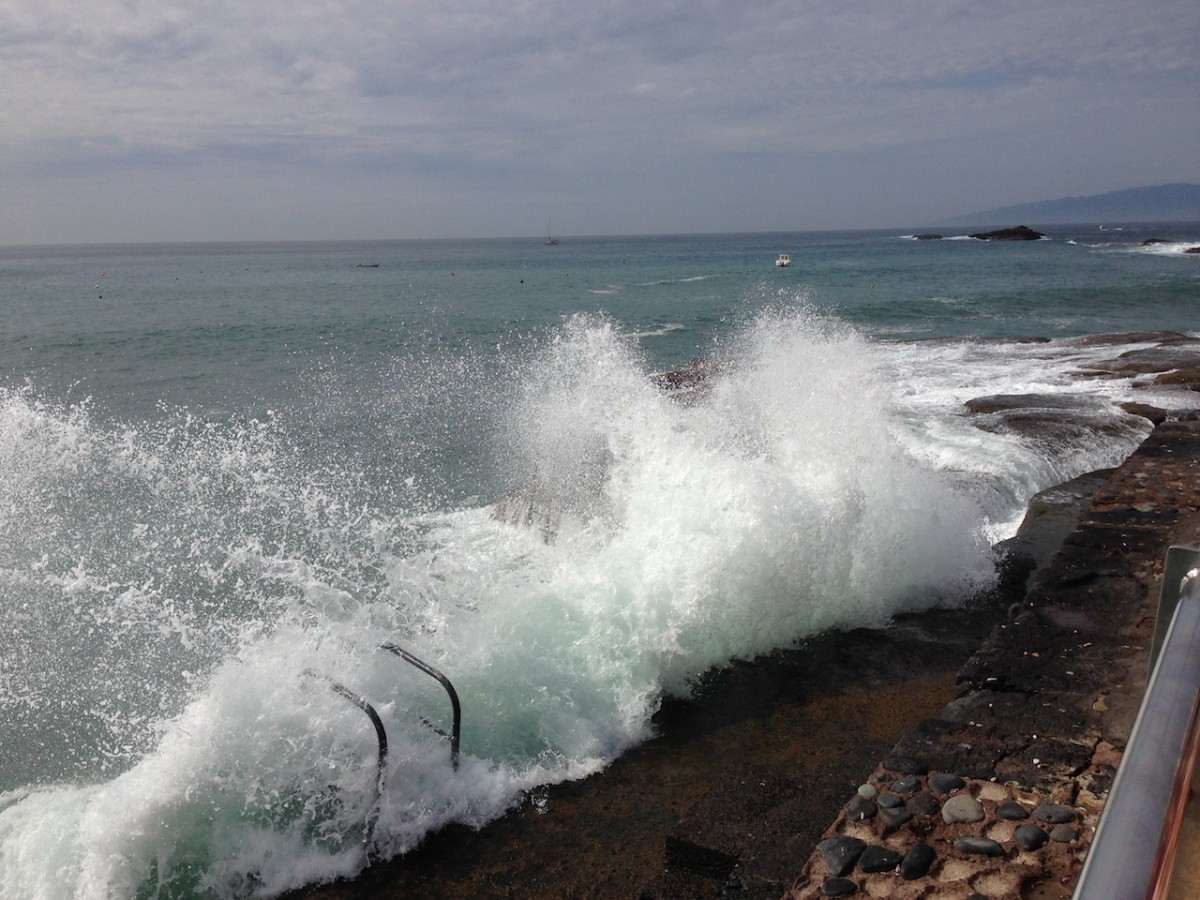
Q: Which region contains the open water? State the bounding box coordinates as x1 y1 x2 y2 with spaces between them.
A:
2 224 1199 898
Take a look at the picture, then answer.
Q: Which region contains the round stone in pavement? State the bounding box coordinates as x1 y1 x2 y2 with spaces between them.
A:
892 775 920 794
857 783 878 799
1050 824 1078 843
821 876 858 896
997 801 1030 820
1015 823 1049 851
953 836 1006 857
877 792 903 808
859 845 904 873
1034 802 1075 824
942 794 985 824
817 835 866 878
845 796 877 821
900 843 936 880
928 773 965 795
906 792 940 816
879 805 913 828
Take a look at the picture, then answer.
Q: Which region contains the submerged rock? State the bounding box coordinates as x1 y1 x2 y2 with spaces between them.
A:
963 393 1095 415
648 357 725 404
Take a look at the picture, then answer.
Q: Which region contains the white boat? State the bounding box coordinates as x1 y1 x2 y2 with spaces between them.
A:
775 253 791 267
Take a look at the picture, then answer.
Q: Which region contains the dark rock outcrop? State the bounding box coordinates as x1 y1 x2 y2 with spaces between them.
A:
969 225 1045 241
1077 336 1200 376
963 393 1093 415
649 357 725 403
961 393 1149 455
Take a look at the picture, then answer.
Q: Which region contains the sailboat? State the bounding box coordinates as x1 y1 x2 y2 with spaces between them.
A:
545 219 559 245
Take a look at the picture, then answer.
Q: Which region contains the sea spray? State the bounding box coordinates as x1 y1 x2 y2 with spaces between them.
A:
0 309 1066 899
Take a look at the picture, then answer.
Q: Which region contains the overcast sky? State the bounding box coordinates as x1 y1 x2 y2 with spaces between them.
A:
3 1 1197 244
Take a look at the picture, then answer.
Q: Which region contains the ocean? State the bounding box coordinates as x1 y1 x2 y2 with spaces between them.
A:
2 224 1198 898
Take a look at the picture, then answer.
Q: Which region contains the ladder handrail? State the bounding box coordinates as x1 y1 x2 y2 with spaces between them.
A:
295 644 462 859
302 669 389 857
379 641 461 770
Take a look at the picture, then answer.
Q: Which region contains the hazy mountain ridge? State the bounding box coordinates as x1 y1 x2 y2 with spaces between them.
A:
936 183 1200 227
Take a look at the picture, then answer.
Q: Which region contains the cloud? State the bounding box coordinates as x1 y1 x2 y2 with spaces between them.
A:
2 0 1198 241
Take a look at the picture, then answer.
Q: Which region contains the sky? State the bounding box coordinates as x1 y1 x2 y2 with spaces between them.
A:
3 1 1198 244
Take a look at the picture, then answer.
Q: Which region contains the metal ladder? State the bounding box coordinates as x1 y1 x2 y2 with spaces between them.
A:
306 641 461 857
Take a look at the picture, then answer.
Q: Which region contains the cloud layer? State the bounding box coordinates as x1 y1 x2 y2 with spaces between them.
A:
3 1 1198 242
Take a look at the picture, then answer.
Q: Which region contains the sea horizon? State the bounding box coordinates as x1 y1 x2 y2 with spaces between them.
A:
5 217 1200 250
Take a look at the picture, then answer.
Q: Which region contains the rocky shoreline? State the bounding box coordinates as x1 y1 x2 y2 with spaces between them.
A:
788 417 1200 898
295 333 1200 900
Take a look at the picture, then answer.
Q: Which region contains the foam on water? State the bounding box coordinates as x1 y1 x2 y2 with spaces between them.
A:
621 322 685 340
1130 240 1200 258
0 309 1163 898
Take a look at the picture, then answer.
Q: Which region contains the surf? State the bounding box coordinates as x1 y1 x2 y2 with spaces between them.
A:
0 307 1137 898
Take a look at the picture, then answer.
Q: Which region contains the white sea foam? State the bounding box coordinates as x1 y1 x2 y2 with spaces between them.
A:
0 313 1172 898
622 322 685 339
633 274 718 286
1130 240 1200 258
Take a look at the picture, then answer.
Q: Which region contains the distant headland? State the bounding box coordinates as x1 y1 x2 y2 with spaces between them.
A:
934 182 1200 227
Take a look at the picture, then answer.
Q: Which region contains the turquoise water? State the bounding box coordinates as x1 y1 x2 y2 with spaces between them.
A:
1 225 1198 898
